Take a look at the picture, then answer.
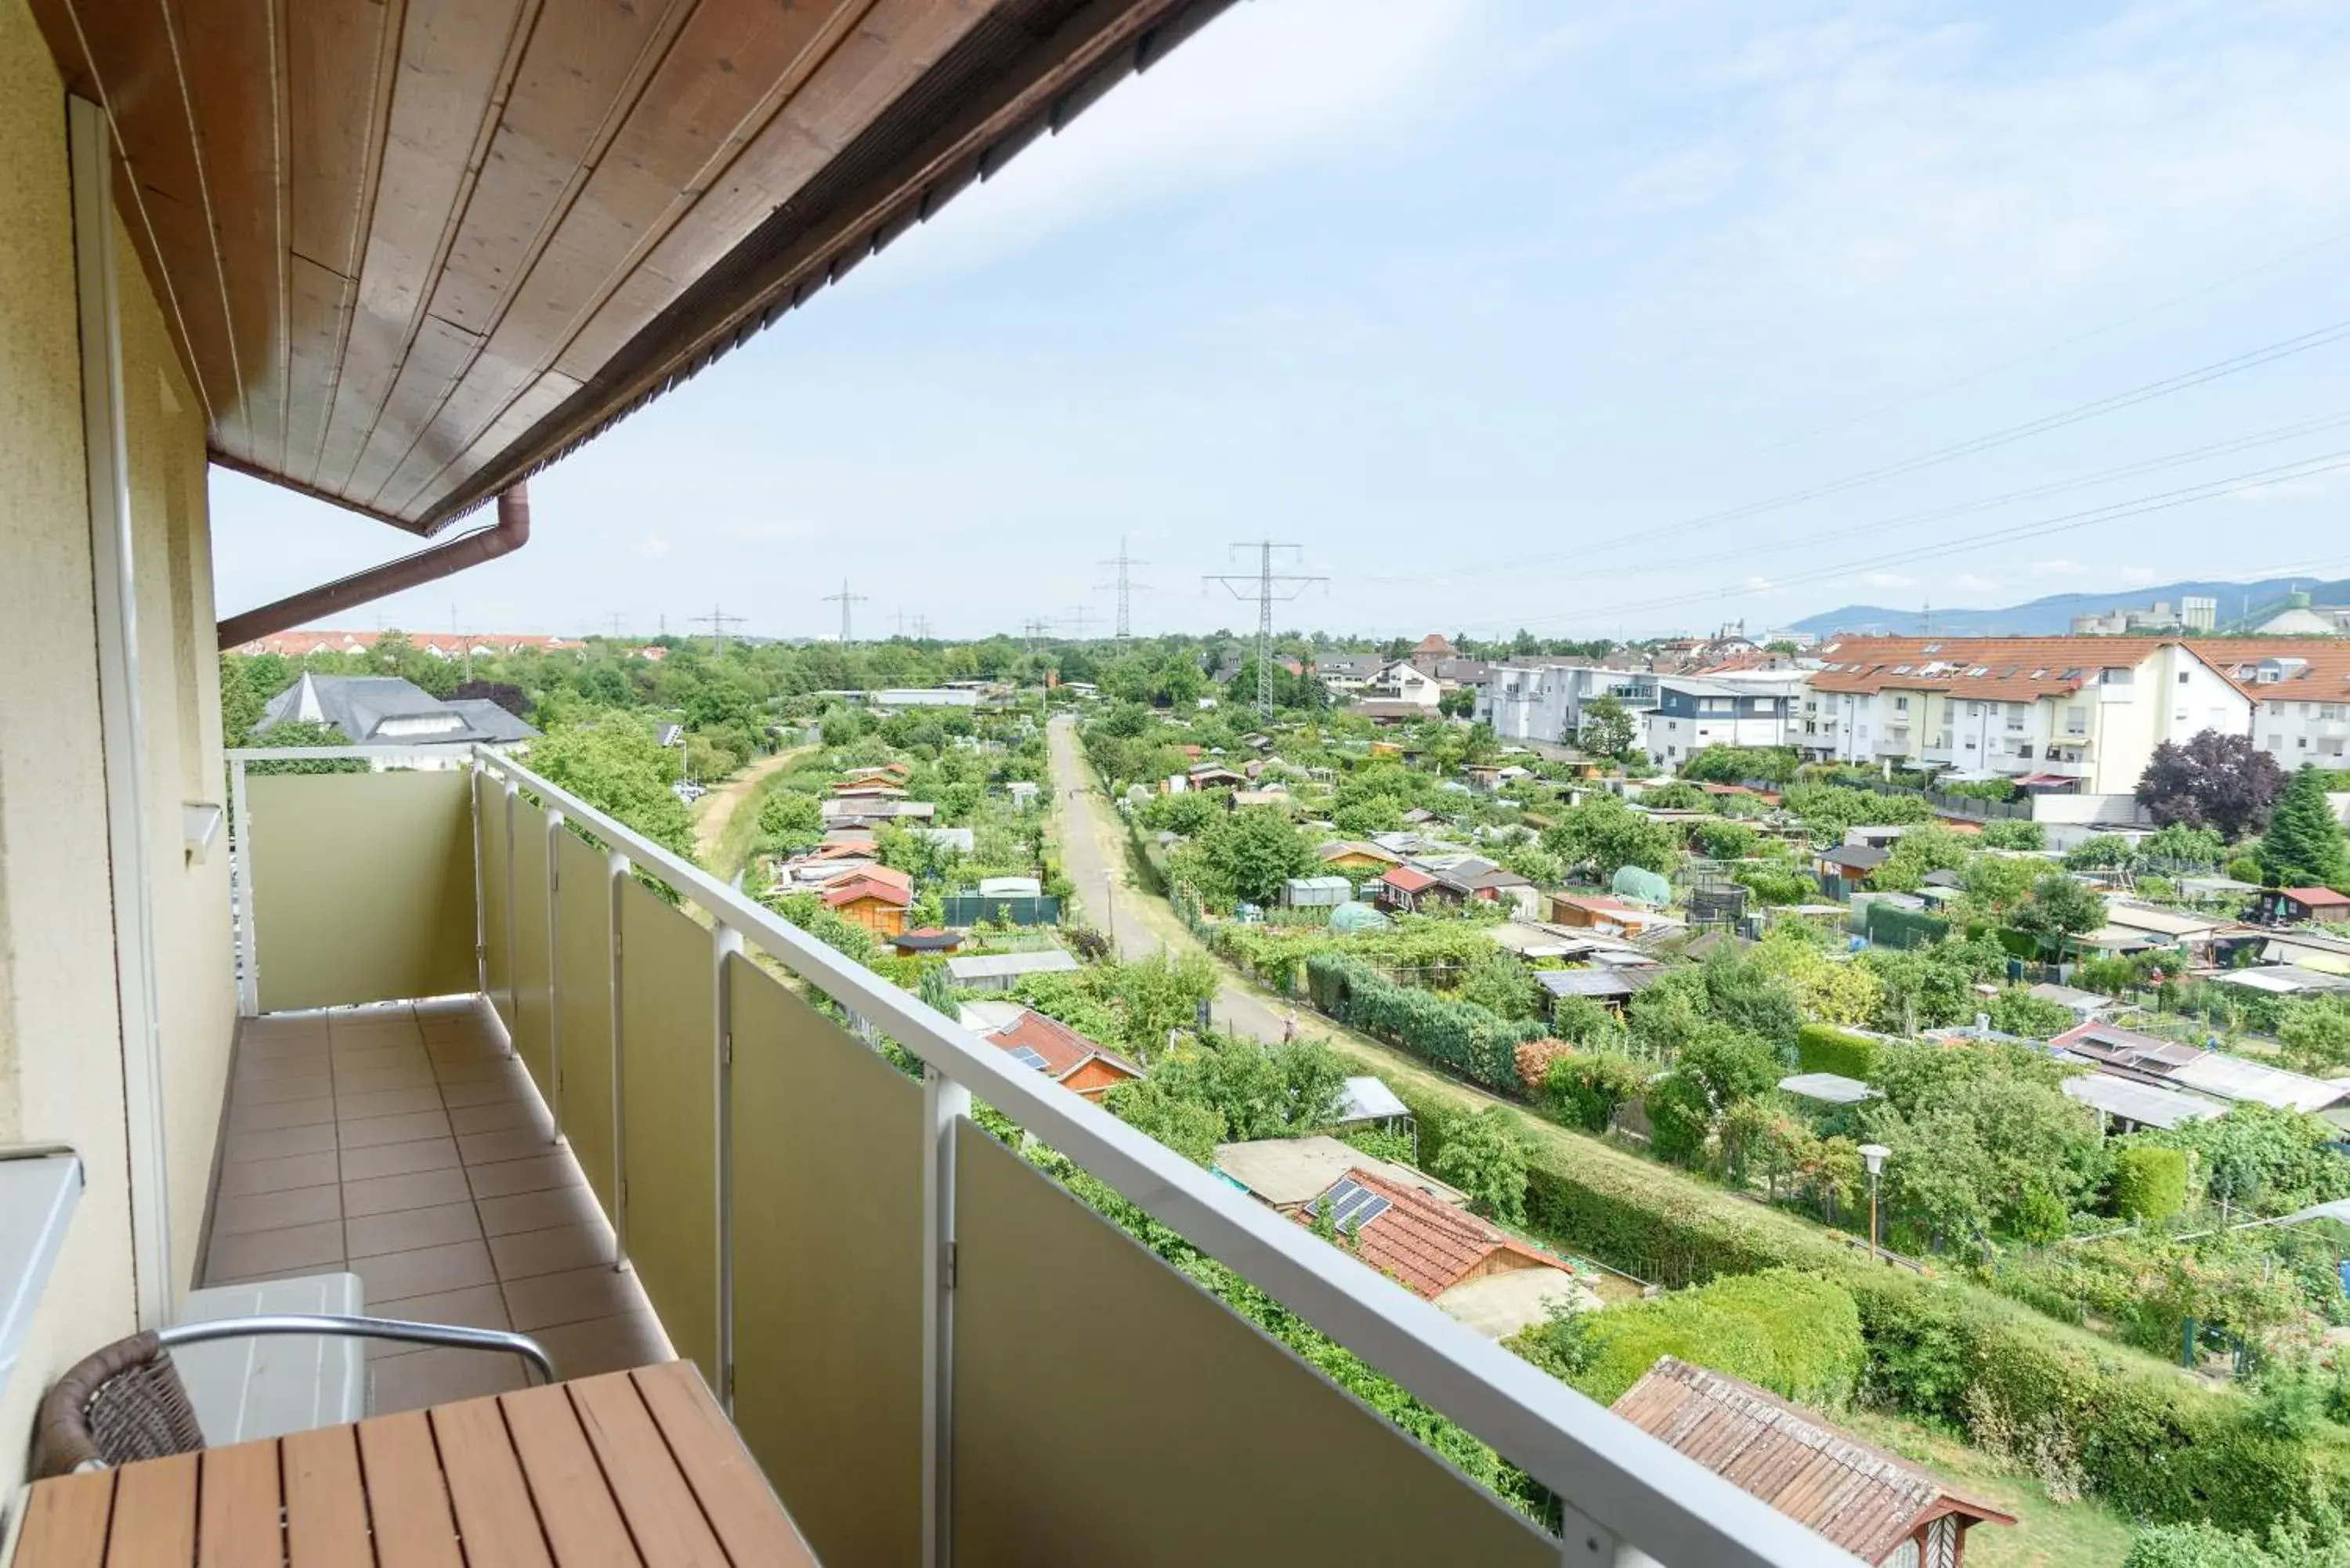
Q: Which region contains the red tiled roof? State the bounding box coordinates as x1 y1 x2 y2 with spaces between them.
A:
1300 1167 1566 1299
821 867 913 908
2280 887 2350 906
1810 634 2350 705
987 1009 1142 1085
1614 1358 2015 1562
1382 866 1439 893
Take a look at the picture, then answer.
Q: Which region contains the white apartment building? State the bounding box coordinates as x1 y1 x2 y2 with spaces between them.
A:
1642 672 1812 768
1479 663 1657 745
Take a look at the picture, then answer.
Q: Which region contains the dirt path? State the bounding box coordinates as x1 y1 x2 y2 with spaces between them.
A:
692 744 814 868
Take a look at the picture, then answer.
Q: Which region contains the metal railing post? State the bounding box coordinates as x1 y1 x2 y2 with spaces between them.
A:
921 1067 971 1568
501 780 520 1052
608 847 631 1270
230 756 257 1017
714 923 742 1414
545 808 566 1142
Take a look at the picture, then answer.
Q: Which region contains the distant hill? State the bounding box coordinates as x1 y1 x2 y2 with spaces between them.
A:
1788 577 2350 639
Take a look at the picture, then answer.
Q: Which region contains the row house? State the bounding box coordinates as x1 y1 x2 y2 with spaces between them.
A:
1796 636 2350 791
1641 672 1809 768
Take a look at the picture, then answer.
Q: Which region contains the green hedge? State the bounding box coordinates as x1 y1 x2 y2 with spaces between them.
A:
2112 1146 2190 1221
1405 1088 2350 1539
1569 1268 1864 1407
1304 951 1544 1096
1795 1024 1881 1081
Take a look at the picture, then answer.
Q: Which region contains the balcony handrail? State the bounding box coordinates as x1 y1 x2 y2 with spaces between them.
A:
227 743 1857 1568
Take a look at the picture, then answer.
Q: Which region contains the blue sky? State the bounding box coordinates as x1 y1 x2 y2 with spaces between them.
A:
212 0 2350 642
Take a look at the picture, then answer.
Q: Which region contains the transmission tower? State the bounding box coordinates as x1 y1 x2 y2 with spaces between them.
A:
1067 605 1094 641
821 580 868 644
1097 537 1148 638
1205 541 1325 718
692 603 744 656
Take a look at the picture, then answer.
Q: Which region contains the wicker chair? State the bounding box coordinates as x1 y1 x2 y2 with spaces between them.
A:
35 1314 554 1476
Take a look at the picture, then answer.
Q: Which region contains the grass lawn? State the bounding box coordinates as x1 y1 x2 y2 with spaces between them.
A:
1838 1408 2140 1568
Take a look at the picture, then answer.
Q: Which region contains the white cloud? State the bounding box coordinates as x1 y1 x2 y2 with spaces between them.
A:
1744 575 1775 591
873 0 1487 281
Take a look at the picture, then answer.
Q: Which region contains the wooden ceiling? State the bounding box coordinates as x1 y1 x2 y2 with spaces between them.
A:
34 0 1231 533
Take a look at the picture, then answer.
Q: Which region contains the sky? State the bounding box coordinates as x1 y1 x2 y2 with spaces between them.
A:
210 0 2350 645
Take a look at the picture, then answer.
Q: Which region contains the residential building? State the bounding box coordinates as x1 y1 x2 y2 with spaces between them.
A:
254 672 540 750
1640 673 1806 768
1614 1359 2016 1566
1359 659 1444 709
232 628 587 658
1479 662 1658 746
978 1008 1144 1102
2213 645 2350 764
1293 1169 1599 1339
1314 651 1386 698
0 0 1868 1554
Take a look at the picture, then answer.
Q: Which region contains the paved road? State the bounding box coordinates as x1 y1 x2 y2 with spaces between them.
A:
1046 715 1308 1047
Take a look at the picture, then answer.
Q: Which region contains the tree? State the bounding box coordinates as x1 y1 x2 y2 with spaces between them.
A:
2143 822 2229 869
247 719 370 775
2259 766 2350 891
1578 695 1635 759
2137 731 2287 840
1431 1108 1529 1224
1215 806 1318 909
2012 873 2106 959
451 680 532 719
1976 818 2045 851
529 712 697 858
1541 793 1679 880
1542 1053 1647 1133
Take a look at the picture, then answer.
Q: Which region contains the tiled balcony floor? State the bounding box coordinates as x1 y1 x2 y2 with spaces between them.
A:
202 997 670 1413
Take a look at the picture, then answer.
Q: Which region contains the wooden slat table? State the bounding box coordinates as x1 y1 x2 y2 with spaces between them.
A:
10 1363 819 1566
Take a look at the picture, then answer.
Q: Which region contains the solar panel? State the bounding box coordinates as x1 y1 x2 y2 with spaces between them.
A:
1321 1178 1393 1232
1007 1046 1050 1071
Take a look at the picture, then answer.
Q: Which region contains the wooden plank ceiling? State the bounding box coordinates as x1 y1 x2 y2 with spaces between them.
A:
33 0 1232 533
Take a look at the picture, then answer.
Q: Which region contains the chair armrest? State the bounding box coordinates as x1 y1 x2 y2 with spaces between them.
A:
157 1314 555 1385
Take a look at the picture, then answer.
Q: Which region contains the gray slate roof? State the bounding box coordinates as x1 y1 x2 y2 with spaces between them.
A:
255 672 537 746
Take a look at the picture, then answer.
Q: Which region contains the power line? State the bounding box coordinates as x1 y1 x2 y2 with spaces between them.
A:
820 580 867 644
1066 605 1094 640
1205 541 1325 717
692 603 744 657
1097 537 1149 638
1491 446 2350 632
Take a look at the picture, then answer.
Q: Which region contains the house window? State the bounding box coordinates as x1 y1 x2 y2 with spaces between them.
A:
1894 696 1910 712
2064 705 2088 734
2269 701 2284 715
2269 734 2286 750
1967 703 1981 717
2017 744 2034 759
2324 705 2347 721
2101 667 2133 685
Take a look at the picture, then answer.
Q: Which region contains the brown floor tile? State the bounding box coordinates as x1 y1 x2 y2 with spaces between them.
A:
202 1219 347 1283
465 1154 577 1201
224 1122 338 1163
237 1073 335 1106
338 1110 455 1150
432 1054 518 1086
438 1073 531 1108
371 1344 529 1414
239 1014 331 1045
530 1310 671 1381
355 1238 496 1301
345 1201 484 1259
217 1151 340 1198
334 1086 446 1121
488 1223 613 1282
456 1125 558 1166
332 1047 432 1078
501 1264 643 1332
208 1184 343 1238
341 1168 474 1218
475 1184 606 1239
446 1098 550 1137
339 1138 462 1181
368 1283 511 1349
226 1097 335 1133
236 1050 331 1082
333 1064 438 1096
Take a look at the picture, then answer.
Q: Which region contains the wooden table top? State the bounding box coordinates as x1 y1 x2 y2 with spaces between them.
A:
12 1361 817 1566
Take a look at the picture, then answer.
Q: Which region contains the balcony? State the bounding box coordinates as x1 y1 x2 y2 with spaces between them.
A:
211 745 1843 1568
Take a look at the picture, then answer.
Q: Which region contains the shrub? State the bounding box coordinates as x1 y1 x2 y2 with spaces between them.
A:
1305 951 1544 1095
1542 1052 1649 1133
1977 818 2047 851
1553 1268 1864 1408
1796 1024 1879 1080
2112 1145 2190 1221
2122 1524 2288 1568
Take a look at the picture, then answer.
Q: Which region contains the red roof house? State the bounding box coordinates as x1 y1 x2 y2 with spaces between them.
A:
985 1010 1143 1101
821 866 913 937
1376 865 1440 912
1296 1168 1593 1338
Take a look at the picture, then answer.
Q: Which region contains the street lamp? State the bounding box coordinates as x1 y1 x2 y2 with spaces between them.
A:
1859 1143 1890 1261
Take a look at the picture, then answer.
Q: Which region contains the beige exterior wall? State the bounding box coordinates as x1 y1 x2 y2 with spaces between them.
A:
0 0 234 1491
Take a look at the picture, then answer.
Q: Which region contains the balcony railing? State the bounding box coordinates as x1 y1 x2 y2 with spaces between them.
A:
223 744 1853 1568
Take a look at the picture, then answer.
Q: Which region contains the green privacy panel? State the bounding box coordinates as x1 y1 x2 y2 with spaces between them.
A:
555 829 618 1220
728 958 923 1568
476 771 512 1032
951 1125 1553 1568
249 770 475 1011
508 797 553 1100
618 876 718 1380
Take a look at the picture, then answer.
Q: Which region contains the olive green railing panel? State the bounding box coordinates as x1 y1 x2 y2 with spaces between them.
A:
508 797 553 1100
618 876 718 1380
476 770 512 1032
555 828 618 1218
